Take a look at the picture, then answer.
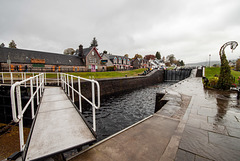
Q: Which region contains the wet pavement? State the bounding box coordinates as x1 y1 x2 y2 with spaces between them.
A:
69 70 240 161
170 77 240 161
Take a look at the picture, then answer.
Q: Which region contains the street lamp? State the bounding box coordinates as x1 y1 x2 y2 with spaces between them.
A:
209 54 211 67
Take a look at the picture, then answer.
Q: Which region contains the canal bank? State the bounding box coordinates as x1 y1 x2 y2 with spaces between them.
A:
69 69 240 161
76 69 164 99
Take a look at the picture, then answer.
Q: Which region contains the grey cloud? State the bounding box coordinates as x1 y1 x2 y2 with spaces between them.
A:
0 0 240 63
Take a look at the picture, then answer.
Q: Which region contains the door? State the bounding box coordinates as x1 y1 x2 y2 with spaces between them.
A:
91 65 96 72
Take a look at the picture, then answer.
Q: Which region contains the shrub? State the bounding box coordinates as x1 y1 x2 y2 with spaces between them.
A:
107 66 115 71
217 53 234 90
209 77 219 88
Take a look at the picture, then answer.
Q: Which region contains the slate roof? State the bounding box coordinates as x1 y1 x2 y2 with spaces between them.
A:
0 47 84 66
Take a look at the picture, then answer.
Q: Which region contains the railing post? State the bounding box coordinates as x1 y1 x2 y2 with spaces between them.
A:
39 75 42 98
30 79 35 119
16 85 24 151
44 73 47 85
78 77 82 112
10 72 13 85
24 72 26 87
21 72 23 81
42 74 44 93
2 72 4 84
64 74 67 93
92 79 96 131
36 77 39 105
71 76 74 102
67 74 70 97
57 73 59 86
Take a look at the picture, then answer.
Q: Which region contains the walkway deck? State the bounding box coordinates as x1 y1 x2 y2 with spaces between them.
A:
25 87 96 161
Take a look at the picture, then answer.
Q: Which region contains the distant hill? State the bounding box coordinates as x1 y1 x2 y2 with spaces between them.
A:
186 61 220 67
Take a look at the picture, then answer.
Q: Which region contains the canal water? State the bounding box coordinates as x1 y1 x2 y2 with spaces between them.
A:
82 82 174 141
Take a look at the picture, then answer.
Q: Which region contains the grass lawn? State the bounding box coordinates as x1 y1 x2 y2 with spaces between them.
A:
205 67 240 84
46 68 146 79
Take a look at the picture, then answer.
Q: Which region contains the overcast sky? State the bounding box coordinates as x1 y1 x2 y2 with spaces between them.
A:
1 0 240 63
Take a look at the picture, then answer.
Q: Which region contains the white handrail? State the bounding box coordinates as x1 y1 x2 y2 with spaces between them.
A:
60 73 100 131
10 73 45 151
0 72 60 86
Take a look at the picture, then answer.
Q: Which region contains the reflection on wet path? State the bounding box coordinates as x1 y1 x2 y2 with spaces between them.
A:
175 77 240 161
82 82 174 141
204 89 240 126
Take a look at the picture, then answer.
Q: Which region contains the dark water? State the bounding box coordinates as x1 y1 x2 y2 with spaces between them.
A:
82 82 174 141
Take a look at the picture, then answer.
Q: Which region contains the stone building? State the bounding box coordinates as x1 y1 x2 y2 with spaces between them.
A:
76 45 102 72
0 45 102 72
131 58 151 69
101 53 131 70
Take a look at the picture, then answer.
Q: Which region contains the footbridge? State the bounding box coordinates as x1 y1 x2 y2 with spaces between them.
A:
5 72 100 160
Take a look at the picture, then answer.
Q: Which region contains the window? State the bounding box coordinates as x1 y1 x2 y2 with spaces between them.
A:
92 51 94 55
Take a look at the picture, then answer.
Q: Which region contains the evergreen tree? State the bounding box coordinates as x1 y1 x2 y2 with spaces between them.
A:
0 43 5 48
217 52 233 90
9 40 17 48
155 51 161 60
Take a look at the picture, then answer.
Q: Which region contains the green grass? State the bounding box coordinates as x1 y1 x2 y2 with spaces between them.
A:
205 67 240 84
46 68 146 79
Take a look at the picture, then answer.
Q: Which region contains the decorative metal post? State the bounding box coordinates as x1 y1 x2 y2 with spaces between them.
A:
219 41 238 60
217 41 238 90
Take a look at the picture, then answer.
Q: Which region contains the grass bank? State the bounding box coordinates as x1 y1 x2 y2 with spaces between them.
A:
47 68 146 79
205 67 240 84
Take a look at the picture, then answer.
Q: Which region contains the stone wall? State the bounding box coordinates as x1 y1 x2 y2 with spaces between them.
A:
75 69 164 100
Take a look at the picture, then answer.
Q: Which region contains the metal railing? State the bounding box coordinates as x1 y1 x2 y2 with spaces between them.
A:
0 72 60 86
60 73 100 132
10 73 45 151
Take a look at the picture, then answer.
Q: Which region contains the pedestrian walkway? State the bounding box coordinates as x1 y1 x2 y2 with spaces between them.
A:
69 69 240 161
25 87 96 161
173 78 240 161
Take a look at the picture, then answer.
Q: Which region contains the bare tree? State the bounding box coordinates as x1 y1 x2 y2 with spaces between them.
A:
63 48 75 55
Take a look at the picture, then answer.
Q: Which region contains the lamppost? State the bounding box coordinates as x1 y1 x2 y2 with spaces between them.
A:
209 54 211 67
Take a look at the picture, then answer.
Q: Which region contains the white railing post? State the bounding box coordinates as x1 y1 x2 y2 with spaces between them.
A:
36 77 39 105
64 74 67 93
57 73 59 86
92 79 96 131
16 85 24 151
42 74 44 93
78 77 82 112
39 76 42 98
10 72 13 85
24 72 26 87
30 79 35 119
2 72 4 84
67 74 70 97
71 76 74 102
21 72 23 81
60 73 63 89
44 73 47 85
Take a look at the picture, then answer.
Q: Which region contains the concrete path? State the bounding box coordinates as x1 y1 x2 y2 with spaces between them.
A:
25 87 96 161
69 79 192 161
69 70 240 161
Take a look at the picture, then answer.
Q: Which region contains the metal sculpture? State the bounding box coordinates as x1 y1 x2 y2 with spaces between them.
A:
219 41 238 60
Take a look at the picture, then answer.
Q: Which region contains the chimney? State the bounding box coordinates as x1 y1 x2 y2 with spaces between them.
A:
78 44 83 57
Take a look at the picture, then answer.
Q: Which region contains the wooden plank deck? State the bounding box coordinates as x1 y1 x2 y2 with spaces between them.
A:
25 87 96 161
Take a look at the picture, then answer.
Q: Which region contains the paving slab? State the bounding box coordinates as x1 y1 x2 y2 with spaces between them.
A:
69 69 240 161
70 115 179 161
